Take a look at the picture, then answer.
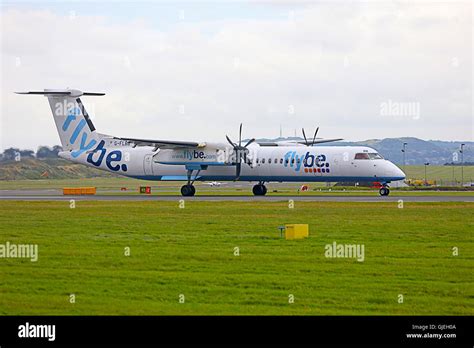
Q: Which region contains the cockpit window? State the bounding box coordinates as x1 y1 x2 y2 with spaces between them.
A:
354 153 383 160
368 153 383 159
354 153 370 159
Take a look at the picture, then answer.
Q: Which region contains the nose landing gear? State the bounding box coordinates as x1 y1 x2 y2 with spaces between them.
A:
379 186 390 196
253 182 267 196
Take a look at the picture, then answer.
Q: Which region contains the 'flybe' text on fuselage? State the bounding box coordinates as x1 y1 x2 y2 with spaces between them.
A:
283 151 330 172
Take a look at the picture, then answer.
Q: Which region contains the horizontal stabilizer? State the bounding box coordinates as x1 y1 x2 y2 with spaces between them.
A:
15 89 105 97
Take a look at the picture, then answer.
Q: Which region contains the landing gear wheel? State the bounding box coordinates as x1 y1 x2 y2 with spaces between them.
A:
379 187 390 196
252 184 267 196
181 184 196 197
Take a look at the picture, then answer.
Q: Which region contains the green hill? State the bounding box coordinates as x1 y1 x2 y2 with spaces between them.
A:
0 158 117 180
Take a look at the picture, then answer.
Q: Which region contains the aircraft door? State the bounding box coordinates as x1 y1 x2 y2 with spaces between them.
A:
144 154 154 175
330 153 344 177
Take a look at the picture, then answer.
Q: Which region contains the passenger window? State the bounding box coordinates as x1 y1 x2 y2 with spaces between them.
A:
268 158 271 164
280 158 283 164
262 158 265 164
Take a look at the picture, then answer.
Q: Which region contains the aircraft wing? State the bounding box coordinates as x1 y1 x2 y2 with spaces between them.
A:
257 138 343 147
112 136 206 149
296 138 343 145
256 142 279 147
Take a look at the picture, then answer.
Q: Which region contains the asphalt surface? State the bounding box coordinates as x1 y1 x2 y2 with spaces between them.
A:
0 189 472 202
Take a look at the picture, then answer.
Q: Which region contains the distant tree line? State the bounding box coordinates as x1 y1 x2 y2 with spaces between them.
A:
0 145 62 161
444 162 474 166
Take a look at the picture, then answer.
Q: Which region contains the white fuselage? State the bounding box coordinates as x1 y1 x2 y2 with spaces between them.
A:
59 140 405 184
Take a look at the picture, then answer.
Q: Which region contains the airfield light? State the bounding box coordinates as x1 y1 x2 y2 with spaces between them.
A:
401 142 408 174
460 144 465 187
452 163 455 186
424 162 430 185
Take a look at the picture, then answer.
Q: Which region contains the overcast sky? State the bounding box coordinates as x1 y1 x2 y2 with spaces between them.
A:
1 0 472 151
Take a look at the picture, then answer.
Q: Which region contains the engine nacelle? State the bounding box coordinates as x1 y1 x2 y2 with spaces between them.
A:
154 148 225 165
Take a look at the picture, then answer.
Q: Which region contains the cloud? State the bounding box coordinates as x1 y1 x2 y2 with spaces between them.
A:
1 2 472 151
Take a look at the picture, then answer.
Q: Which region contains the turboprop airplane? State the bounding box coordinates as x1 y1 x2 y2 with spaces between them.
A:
16 89 405 196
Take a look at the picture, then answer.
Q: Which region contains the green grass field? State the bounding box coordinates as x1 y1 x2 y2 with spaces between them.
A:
402 165 473 183
0 200 472 315
1 177 474 197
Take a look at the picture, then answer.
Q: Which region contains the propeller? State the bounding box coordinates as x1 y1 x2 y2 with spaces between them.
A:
302 127 319 146
226 123 255 180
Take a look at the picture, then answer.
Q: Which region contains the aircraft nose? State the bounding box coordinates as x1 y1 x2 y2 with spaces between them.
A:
390 162 406 180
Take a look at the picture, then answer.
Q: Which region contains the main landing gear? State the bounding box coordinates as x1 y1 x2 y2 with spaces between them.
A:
379 186 390 196
252 182 267 196
181 184 196 197
181 168 200 197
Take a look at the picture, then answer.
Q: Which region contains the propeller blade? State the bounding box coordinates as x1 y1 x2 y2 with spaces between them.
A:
235 162 241 180
225 124 254 170
302 128 308 146
226 135 236 148
244 138 256 147
311 127 319 145
239 123 242 146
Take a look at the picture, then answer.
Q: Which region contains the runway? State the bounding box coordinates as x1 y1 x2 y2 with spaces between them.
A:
0 189 472 202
